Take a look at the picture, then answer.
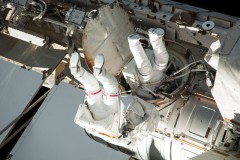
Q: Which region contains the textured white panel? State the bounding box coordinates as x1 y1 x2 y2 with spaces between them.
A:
211 26 240 123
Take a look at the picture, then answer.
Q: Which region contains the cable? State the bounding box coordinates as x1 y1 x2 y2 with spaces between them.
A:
0 90 50 135
0 118 33 149
169 69 207 80
171 60 206 76
88 10 97 18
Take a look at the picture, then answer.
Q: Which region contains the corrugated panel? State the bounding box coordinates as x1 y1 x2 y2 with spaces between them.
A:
10 82 128 160
189 105 215 137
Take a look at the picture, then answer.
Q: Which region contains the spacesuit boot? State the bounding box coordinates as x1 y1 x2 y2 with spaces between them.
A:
128 30 170 99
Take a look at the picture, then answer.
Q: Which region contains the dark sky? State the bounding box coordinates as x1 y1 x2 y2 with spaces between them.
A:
174 0 240 17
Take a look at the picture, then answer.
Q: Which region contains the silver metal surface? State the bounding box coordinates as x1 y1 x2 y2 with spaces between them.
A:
174 96 222 143
189 105 216 137
0 59 42 142
10 82 128 160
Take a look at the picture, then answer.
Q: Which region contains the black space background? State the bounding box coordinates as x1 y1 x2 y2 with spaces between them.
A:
174 0 240 17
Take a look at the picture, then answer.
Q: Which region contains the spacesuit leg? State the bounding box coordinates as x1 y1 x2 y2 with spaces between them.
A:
128 31 169 98
70 52 108 120
148 28 169 71
93 54 119 114
128 34 152 77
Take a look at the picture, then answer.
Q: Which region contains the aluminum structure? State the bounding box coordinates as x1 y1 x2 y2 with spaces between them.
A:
0 1 240 160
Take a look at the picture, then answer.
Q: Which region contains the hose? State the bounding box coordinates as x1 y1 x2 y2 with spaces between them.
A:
169 69 207 80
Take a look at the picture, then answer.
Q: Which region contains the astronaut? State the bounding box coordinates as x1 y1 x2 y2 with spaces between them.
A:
69 52 119 121
128 28 169 85
70 53 158 137
70 28 167 136
127 28 169 99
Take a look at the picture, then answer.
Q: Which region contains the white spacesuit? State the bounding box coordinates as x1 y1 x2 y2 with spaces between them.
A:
69 52 119 121
70 52 159 139
128 28 169 86
70 28 168 138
